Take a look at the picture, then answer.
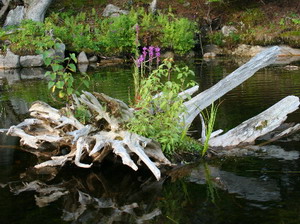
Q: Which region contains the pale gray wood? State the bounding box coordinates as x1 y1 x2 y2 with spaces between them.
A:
182 46 281 127
209 95 300 147
24 0 52 22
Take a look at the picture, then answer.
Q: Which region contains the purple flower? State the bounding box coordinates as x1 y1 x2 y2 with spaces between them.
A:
136 54 144 67
148 46 154 62
142 46 147 59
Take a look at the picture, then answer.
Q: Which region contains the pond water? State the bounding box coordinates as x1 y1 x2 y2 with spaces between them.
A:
0 57 299 224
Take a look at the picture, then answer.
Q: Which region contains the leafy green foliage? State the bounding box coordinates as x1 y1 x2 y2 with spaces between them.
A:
98 11 138 56
44 8 196 55
158 13 197 55
128 59 196 154
43 44 90 102
0 20 55 55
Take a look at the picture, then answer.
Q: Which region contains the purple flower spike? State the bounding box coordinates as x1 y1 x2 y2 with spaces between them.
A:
136 54 144 67
148 46 154 62
142 46 147 58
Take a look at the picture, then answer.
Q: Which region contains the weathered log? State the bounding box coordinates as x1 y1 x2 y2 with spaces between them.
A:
208 95 300 148
6 91 170 180
182 46 281 127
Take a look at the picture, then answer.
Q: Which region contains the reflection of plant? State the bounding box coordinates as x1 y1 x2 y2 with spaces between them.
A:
203 163 218 203
43 44 90 102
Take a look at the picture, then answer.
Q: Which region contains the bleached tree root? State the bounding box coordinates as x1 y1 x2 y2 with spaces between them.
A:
7 91 171 180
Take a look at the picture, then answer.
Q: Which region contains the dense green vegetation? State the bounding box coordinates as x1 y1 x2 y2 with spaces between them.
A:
0 8 197 56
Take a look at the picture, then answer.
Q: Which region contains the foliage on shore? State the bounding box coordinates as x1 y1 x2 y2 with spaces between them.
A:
0 8 197 56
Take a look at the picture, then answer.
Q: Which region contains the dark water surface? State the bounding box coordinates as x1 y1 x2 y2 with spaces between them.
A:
0 58 299 224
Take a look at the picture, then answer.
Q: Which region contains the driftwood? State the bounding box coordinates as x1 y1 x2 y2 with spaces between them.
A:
181 46 300 149
7 91 171 180
209 96 300 148
182 46 281 127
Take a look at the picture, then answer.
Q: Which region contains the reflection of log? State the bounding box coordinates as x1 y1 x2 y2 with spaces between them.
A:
209 96 300 148
6 91 171 180
182 46 281 127
187 165 281 202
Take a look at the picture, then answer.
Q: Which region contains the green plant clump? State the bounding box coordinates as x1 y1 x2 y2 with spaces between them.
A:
44 8 197 55
128 59 196 154
43 43 90 102
1 20 55 55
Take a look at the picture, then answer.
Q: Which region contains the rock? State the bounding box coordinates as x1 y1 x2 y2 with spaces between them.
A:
183 2 190 7
77 52 89 64
221 25 238 37
20 55 44 67
161 51 175 59
102 4 129 17
3 6 25 27
0 49 20 69
96 58 124 67
283 65 299 71
46 43 66 61
203 44 222 55
231 44 266 57
0 69 21 85
78 64 88 73
203 52 216 58
186 51 195 58
20 68 46 79
88 56 98 63
279 46 300 56
54 43 66 60
149 0 157 14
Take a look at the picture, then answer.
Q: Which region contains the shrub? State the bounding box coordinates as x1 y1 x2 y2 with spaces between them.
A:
1 20 55 55
128 58 196 155
158 13 197 55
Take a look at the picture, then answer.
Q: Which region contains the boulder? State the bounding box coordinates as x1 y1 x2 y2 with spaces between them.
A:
231 44 266 57
161 51 175 59
20 68 46 79
221 25 238 37
78 64 88 73
88 56 98 63
0 69 21 85
279 46 300 56
102 4 129 17
0 49 20 69
3 6 25 27
203 44 222 55
46 43 66 61
77 51 89 64
203 52 216 58
20 55 44 67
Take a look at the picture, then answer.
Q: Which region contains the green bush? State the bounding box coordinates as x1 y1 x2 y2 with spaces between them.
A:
128 59 196 154
97 11 138 56
0 8 197 56
1 20 55 55
158 13 197 54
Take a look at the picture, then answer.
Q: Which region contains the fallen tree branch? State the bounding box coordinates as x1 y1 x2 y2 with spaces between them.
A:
208 95 300 148
181 46 281 127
